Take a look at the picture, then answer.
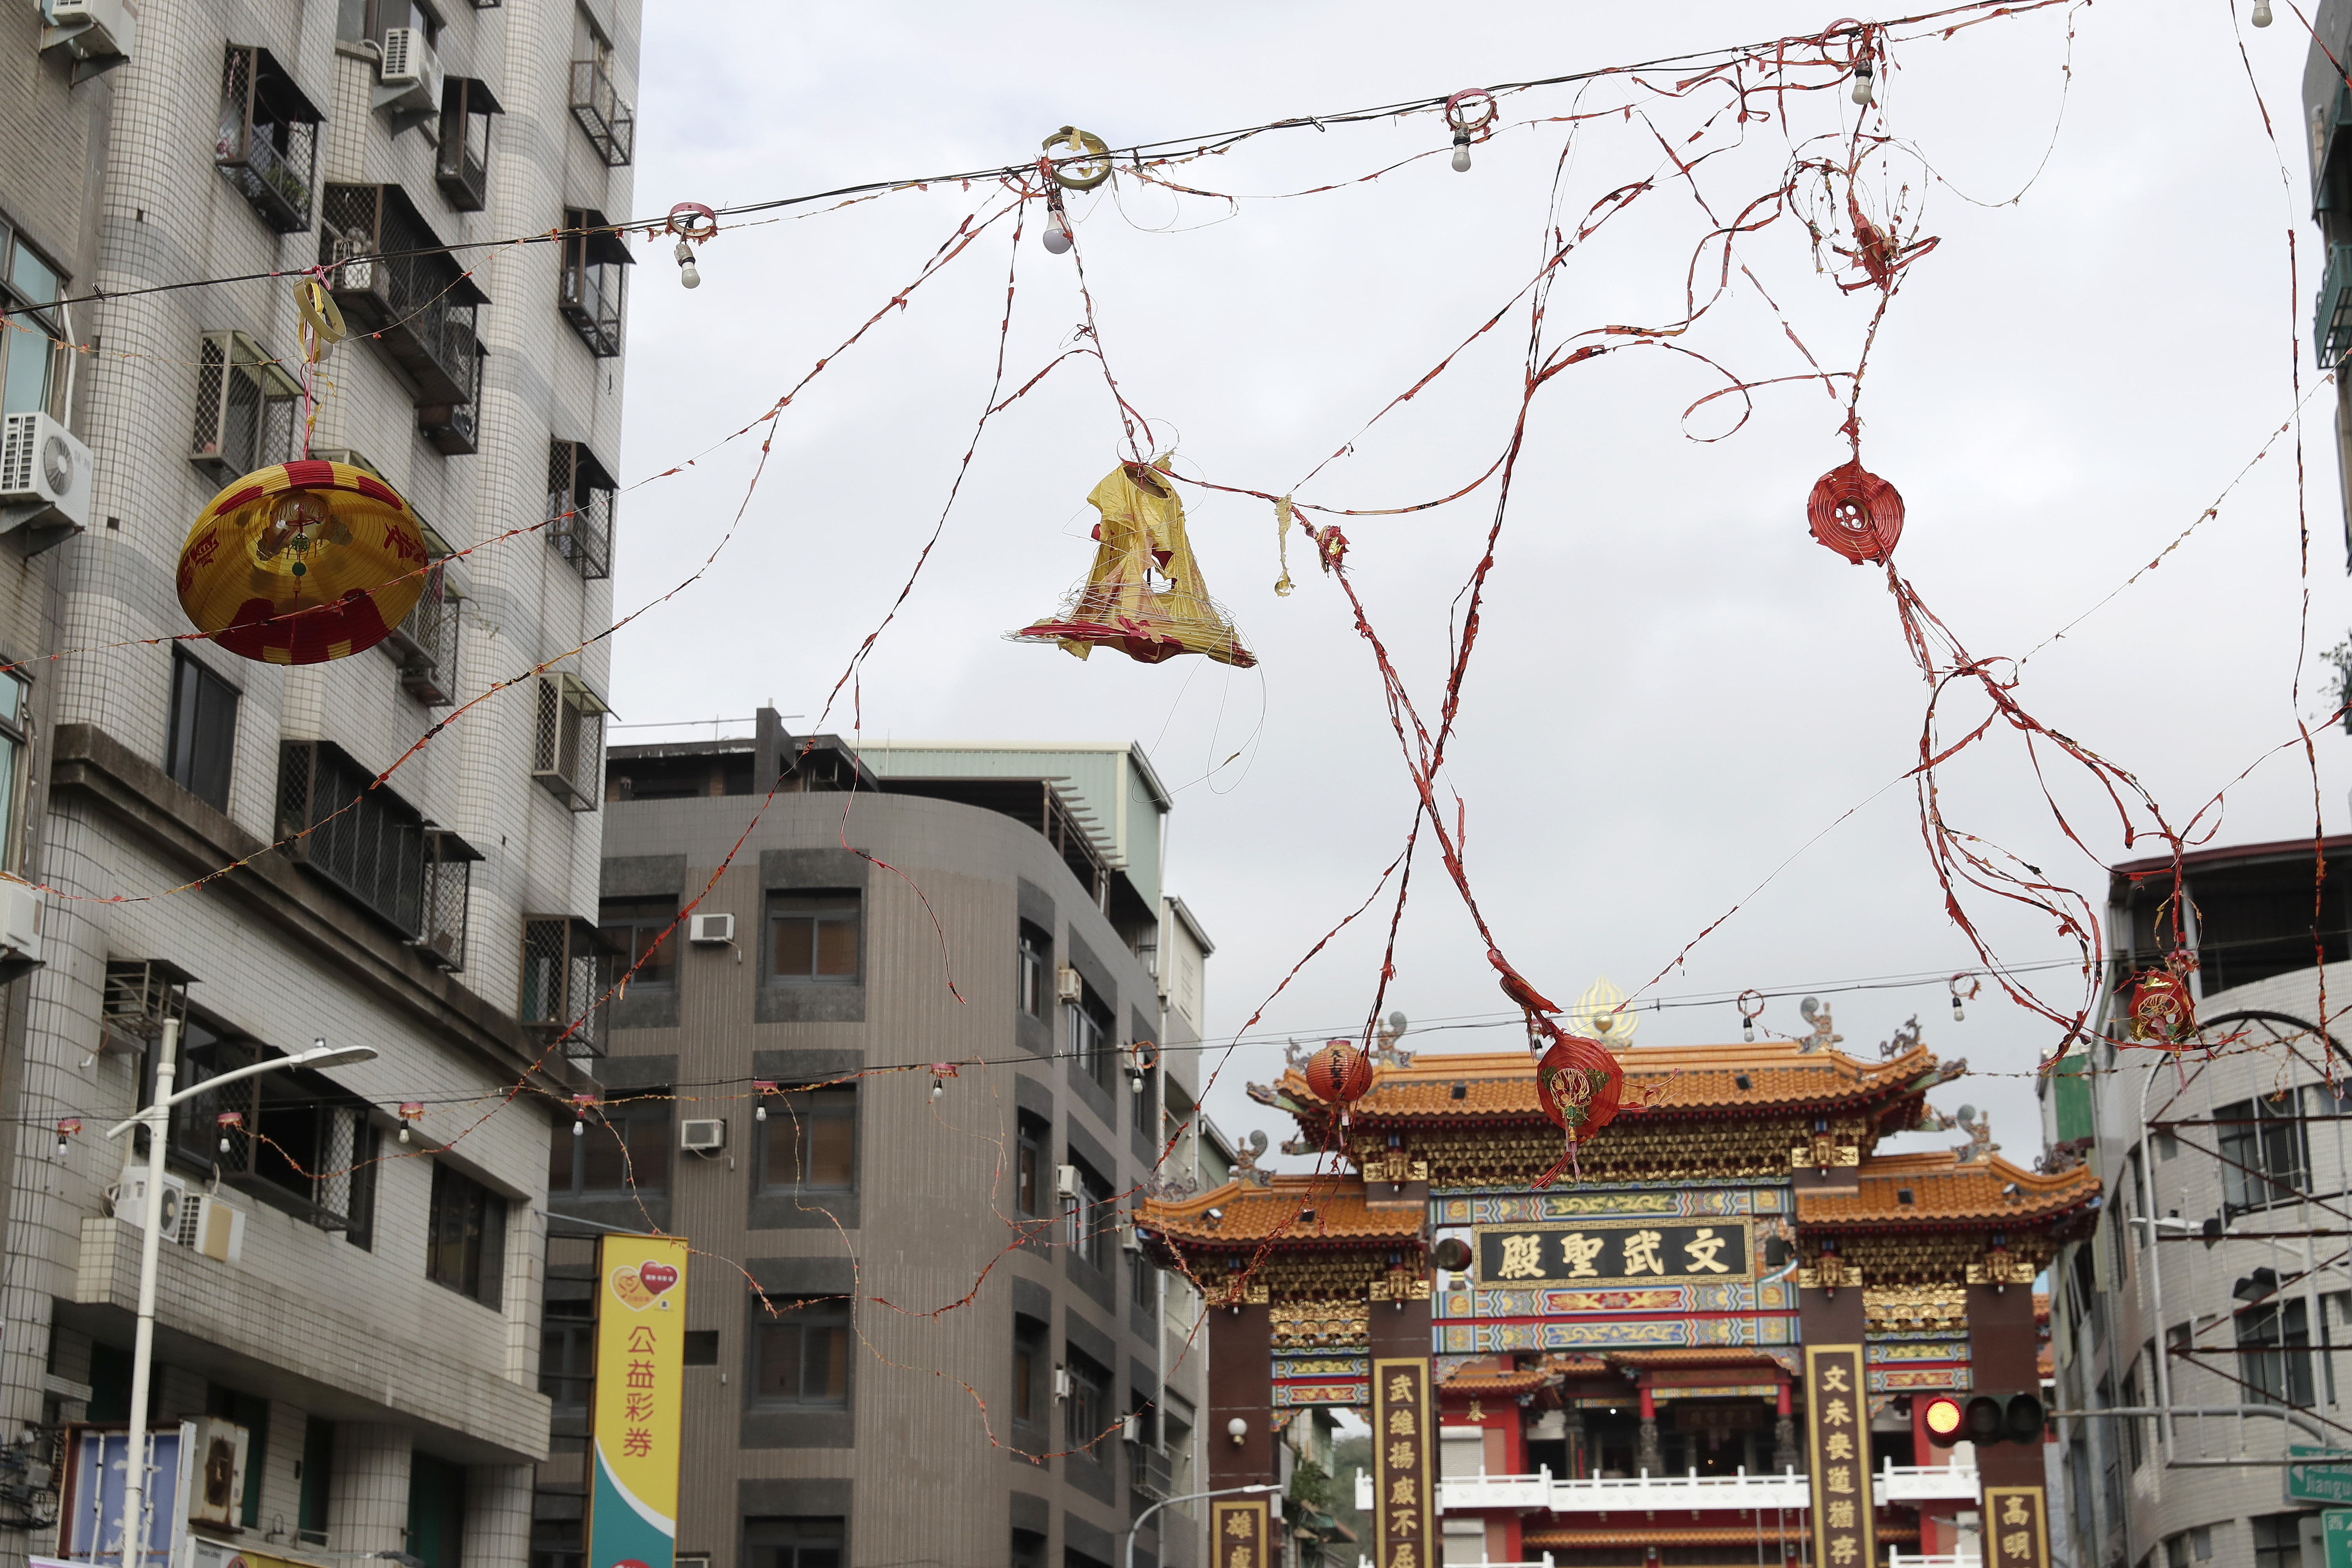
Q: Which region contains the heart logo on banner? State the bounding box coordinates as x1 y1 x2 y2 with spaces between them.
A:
610 1267 654 1311
638 1262 679 1297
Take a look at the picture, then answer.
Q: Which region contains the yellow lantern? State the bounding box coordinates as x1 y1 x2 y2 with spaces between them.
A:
176 458 430 664
1012 461 1255 668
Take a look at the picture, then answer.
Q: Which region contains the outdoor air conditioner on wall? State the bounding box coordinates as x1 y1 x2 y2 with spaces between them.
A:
0 413 91 555
1054 1164 1082 1200
40 0 134 80
1053 1368 1071 1401
689 913 735 944
1055 964 1083 1004
680 1119 726 1154
374 26 443 118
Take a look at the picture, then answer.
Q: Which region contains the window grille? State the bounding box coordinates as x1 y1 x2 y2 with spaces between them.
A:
419 830 481 971
377 518 465 706
519 916 614 1057
101 958 194 1056
417 341 486 456
215 45 323 234
276 739 434 937
191 1037 377 1235
434 78 501 212
189 331 301 480
545 440 615 581
318 182 489 412
558 210 629 358
531 672 609 810
568 58 634 166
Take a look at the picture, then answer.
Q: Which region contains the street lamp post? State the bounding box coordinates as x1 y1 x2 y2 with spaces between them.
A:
1125 1482 1281 1568
102 1024 377 1568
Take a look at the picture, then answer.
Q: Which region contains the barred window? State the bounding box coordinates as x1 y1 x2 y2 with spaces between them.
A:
425 1161 506 1307
189 331 300 480
558 209 629 358
531 672 608 810
215 45 323 235
546 440 615 580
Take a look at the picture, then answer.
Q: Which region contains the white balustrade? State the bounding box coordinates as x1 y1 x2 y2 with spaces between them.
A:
1887 1554 1981 1568
1546 1468 1813 1512
1355 1460 1980 1518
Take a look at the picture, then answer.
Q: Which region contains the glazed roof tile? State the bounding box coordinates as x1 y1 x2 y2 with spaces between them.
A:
1437 1368 1551 1395
1138 1174 1421 1248
1284 1043 1945 1124
1604 1348 1789 1370
1799 1149 2102 1229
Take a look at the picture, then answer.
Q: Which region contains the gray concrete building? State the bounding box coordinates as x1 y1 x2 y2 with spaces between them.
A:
0 1 641 1565
555 717 1215 1568
2040 835 2352 1568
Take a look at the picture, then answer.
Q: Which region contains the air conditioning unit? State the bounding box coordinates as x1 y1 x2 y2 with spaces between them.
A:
0 880 41 978
689 913 735 944
0 412 91 554
1053 1367 1071 1401
1120 1226 1143 1255
117 1171 190 1237
1055 964 1084 1004
39 0 134 79
375 27 444 118
680 1118 726 1154
1121 1413 1142 1443
179 1191 245 1264
187 1417 250 1526
1054 1164 1082 1200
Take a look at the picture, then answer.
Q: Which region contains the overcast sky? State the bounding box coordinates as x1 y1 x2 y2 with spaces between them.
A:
611 2 2345 1175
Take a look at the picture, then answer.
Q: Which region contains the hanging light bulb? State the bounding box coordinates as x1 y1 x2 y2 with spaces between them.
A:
1851 58 1876 107
1450 132 1472 174
398 1101 423 1145
2253 0 2274 23
1042 209 1074 255
753 1079 776 1122
673 238 701 289
931 1076 945 1102
54 1118 78 1161
1951 992 1965 1023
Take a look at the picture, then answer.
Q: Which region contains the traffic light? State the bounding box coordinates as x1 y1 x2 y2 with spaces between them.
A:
1922 1395 1965 1447
1956 1391 2045 1445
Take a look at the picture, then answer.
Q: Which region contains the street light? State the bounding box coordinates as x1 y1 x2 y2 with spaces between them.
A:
102 1025 377 1568
1125 1483 1280 1568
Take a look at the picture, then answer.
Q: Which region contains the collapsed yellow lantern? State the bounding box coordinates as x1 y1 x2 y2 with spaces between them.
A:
176 459 430 664
1012 461 1255 668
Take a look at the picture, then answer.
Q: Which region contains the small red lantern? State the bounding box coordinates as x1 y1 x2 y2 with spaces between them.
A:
1806 461 1905 566
1304 1039 1374 1120
1534 1032 1625 1188
2128 969 2196 1048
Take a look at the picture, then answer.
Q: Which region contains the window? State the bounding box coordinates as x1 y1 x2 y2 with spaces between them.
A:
171 1027 378 1241
1018 922 1049 1018
545 440 615 581
2120 1362 2143 1472
567 23 634 167
539 1288 594 1414
759 1088 855 1192
2252 1514 2307 1568
597 896 677 988
1012 1314 1046 1428
0 219 65 418
558 209 628 358
435 78 499 212
190 331 301 479
2237 1297 2316 1408
1016 1112 1047 1222
215 45 323 234
682 1330 718 1366
2218 1092 2310 1212
769 891 860 982
278 741 434 935
0 670 30 872
1063 1346 1109 1459
1066 1154 1111 1270
1012 1530 1047 1568
166 651 238 811
425 1162 506 1307
752 1296 850 1407
531 1520 583 1568
743 1518 842 1568
298 1415 332 1544
548 1096 672 1196
2164 1527 2212 1566
1068 981 1114 1091
531 671 609 808
1163 1393 1195 1498
1131 1241 1155 1312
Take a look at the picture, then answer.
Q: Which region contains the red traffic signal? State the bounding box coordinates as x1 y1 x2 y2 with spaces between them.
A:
1922 1396 1966 1447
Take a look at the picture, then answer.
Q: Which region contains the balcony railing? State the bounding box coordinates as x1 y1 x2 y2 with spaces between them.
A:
416 341 486 456
435 77 500 212
319 182 491 412
2317 242 2352 369
216 45 323 234
569 59 634 166
378 527 463 706
1362 1459 1981 1516
521 916 616 1058
559 212 629 359
547 439 616 581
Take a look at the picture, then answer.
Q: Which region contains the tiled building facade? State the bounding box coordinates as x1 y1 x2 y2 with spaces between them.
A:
0 2 640 1566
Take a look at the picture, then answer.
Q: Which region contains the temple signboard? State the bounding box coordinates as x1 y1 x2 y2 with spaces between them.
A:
1477 1218 1752 1285
1370 1358 1433 1568
1804 1345 1875 1568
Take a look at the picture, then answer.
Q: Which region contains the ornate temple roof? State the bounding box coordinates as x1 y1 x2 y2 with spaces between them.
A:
1794 1148 2102 1233
1140 1172 1423 1250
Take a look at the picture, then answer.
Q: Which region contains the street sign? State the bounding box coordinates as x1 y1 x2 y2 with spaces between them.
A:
2288 1445 2352 1505
2320 1506 2352 1568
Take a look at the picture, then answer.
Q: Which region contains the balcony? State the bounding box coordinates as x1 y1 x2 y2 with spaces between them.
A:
559 210 629 359
434 77 501 212
1875 1459 1981 1503
377 522 465 707
1129 1443 1172 1500
520 915 616 1058
216 45 323 234
416 341 486 456
318 182 490 412
532 671 610 811
2317 242 2352 369
569 58 634 165
1439 1472 1555 1511
546 439 616 581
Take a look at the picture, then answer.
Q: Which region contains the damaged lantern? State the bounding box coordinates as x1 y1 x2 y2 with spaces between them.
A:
1012 460 1255 668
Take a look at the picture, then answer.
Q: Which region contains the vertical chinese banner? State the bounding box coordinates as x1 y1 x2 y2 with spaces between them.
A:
1983 1486 2051 1568
587 1234 688 1568
1210 1499 1269 1568
1803 1345 1873 1568
1370 1357 1432 1568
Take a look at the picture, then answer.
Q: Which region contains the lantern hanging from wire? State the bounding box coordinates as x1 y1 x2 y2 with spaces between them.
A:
1805 460 1905 565
1303 1038 1374 1123
2126 968 2196 1049
1532 1028 1626 1188
1012 460 1256 668
177 458 430 664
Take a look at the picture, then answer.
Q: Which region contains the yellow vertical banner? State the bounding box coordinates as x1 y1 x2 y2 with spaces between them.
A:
586 1234 688 1568
1370 1357 1432 1568
1803 1345 1873 1568
1210 1499 1269 1568
1983 1486 2052 1568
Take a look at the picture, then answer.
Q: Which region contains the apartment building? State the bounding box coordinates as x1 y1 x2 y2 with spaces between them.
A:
2041 835 2352 1568
0 2 641 1565
547 718 1212 1568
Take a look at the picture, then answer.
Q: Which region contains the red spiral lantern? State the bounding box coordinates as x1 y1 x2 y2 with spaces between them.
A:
1304 1039 1374 1112
1806 461 1905 566
1534 1033 1625 1187
2128 970 2196 1048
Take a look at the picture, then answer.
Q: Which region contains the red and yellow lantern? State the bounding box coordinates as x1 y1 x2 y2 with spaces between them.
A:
1806 461 1905 566
1534 1031 1625 1187
2127 969 2196 1048
177 459 430 664
1303 1038 1373 1120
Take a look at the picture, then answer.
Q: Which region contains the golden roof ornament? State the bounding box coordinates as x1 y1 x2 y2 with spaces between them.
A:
1569 975 1638 1046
